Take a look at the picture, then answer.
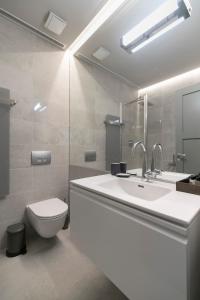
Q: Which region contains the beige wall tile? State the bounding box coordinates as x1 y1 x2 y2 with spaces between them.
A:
70 57 138 176
0 16 69 248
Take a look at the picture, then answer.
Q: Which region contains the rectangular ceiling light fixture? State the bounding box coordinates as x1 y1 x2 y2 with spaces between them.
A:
121 0 192 54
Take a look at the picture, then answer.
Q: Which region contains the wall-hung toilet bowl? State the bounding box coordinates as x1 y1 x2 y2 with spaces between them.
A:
26 198 68 238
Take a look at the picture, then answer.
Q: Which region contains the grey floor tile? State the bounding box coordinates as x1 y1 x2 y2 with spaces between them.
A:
0 230 128 300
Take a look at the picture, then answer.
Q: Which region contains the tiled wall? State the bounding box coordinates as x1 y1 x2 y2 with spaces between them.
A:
146 92 176 171
0 17 69 248
141 73 200 171
69 57 138 176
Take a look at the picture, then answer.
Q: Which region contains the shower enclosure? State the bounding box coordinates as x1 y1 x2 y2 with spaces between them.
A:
105 94 148 171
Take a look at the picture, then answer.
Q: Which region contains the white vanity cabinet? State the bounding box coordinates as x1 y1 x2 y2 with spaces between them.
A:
70 186 200 300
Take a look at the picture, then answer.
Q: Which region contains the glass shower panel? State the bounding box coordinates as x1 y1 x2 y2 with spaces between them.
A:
121 100 144 171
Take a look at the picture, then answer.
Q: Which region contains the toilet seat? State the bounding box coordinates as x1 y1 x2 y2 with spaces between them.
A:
28 209 67 220
26 198 68 238
27 198 68 220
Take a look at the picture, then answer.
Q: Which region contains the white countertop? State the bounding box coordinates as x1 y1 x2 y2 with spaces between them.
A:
71 174 200 227
128 169 190 183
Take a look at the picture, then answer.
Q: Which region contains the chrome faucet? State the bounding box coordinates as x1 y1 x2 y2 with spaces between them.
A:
151 143 163 176
132 141 148 178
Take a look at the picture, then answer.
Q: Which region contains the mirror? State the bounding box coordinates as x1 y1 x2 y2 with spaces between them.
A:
70 0 200 178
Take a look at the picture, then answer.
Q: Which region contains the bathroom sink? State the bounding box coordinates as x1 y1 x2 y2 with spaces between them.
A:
99 178 171 201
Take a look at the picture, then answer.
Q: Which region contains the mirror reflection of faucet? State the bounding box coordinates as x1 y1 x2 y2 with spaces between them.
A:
132 141 164 182
151 143 163 177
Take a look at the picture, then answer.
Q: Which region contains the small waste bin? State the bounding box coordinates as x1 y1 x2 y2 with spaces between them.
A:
6 223 27 257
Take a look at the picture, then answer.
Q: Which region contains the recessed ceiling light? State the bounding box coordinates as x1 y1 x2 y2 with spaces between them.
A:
34 102 47 112
39 106 47 112
92 47 111 61
34 102 42 112
44 11 67 35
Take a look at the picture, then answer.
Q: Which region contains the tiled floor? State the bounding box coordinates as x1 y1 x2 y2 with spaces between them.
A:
0 230 128 300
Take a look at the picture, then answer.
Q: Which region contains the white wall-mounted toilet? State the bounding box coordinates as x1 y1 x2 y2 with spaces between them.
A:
26 198 68 238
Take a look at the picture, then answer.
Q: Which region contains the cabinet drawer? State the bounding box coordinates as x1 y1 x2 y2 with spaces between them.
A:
70 188 188 300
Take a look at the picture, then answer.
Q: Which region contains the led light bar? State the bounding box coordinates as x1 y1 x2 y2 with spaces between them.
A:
69 0 128 55
121 0 192 54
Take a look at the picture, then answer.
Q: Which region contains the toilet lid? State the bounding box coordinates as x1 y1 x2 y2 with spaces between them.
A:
28 198 68 219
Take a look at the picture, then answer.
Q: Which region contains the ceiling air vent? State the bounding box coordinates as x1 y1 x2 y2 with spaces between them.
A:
92 47 111 61
44 11 67 35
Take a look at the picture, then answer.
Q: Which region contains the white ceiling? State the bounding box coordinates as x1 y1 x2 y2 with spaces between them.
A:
0 0 108 48
78 0 200 88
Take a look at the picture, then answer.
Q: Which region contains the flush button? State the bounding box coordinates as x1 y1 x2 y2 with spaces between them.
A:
85 151 96 162
31 151 51 165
